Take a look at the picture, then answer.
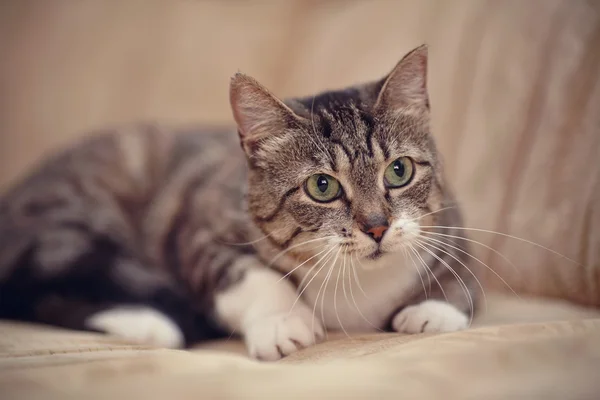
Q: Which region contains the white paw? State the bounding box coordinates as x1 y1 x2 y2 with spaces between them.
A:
244 309 325 361
392 300 468 334
85 306 184 349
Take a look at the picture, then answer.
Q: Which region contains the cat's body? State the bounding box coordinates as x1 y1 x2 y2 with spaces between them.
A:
0 45 477 360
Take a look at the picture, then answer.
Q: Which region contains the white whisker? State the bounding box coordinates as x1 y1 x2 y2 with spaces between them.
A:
417 237 488 315
420 225 583 267
403 245 428 300
218 228 283 246
419 234 521 300
289 245 337 314
277 244 329 283
350 251 370 299
334 247 351 338
348 250 383 332
407 244 447 302
315 246 342 341
341 248 351 307
405 205 457 223
421 230 520 275
267 236 336 268
413 241 474 324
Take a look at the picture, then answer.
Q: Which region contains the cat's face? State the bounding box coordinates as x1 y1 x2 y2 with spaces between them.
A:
231 45 446 265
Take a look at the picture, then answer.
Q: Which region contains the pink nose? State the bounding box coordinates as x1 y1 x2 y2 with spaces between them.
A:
366 225 388 242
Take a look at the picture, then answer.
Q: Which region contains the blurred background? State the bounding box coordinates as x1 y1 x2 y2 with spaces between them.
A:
0 0 599 308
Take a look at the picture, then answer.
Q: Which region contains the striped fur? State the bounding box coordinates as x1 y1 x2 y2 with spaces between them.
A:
0 45 477 357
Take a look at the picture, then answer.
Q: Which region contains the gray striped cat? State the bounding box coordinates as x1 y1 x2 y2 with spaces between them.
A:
0 45 476 360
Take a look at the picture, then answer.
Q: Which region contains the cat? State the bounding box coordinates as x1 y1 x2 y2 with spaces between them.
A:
0 44 477 360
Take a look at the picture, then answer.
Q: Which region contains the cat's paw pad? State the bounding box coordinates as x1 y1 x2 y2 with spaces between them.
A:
85 306 184 349
392 300 468 334
244 310 325 361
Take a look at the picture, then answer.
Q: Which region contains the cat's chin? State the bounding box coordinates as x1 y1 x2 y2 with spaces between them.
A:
358 249 399 270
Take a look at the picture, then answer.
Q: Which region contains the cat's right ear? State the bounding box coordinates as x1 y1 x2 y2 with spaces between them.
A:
374 44 430 115
230 73 300 156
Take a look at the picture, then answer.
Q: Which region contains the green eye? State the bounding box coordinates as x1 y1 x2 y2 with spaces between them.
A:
384 157 414 188
305 174 342 203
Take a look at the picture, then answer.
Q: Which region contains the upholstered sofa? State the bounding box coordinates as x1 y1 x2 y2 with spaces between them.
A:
1 1 599 398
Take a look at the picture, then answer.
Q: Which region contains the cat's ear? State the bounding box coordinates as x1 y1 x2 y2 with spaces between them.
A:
230 73 301 155
374 44 429 114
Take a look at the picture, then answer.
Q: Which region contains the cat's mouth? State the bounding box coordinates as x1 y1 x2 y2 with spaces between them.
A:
365 248 385 260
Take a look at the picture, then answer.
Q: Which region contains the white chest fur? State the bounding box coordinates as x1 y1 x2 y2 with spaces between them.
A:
294 252 419 332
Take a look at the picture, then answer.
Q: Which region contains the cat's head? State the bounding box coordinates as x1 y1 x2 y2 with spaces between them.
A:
230 45 451 266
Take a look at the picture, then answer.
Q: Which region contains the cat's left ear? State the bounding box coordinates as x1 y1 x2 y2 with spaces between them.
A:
374 44 430 114
230 73 301 156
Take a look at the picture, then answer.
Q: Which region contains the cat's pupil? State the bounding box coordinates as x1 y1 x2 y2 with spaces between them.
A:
393 160 405 177
317 176 329 193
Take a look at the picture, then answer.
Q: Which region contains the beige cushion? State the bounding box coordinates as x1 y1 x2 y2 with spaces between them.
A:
1 294 599 399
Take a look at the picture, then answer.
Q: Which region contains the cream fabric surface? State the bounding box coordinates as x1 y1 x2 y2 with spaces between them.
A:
1 295 600 400
1 2 600 398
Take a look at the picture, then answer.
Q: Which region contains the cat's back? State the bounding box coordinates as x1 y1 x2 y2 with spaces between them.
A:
1 123 241 202
0 123 243 278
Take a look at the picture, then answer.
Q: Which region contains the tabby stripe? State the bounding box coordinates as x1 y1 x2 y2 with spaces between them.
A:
211 253 239 290
255 186 299 222
327 147 338 172
281 227 303 248
365 125 374 158
162 167 218 272
319 113 333 138
384 190 391 203
377 135 390 159
331 139 355 163
23 198 67 216
164 211 186 276
339 194 352 208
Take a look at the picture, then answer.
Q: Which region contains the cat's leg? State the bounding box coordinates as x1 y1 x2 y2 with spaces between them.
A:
84 304 185 348
1 224 215 348
391 299 469 334
62 257 222 348
391 250 474 334
214 256 324 361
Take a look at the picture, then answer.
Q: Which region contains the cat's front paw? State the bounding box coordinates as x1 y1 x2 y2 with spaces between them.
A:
392 300 468 334
244 309 325 361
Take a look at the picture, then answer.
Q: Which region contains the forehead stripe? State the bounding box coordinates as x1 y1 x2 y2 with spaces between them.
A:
254 186 299 222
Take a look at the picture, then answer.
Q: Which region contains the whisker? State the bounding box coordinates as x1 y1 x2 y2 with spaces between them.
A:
315 246 342 341
350 251 370 299
420 230 520 275
290 245 336 345
403 245 428 300
277 244 329 283
267 236 336 268
407 244 448 302
295 245 336 293
419 225 583 267
341 248 351 307
218 228 283 246
419 234 521 300
333 248 351 338
404 205 457 223
413 241 474 324
416 237 488 315
289 245 337 314
348 250 383 332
